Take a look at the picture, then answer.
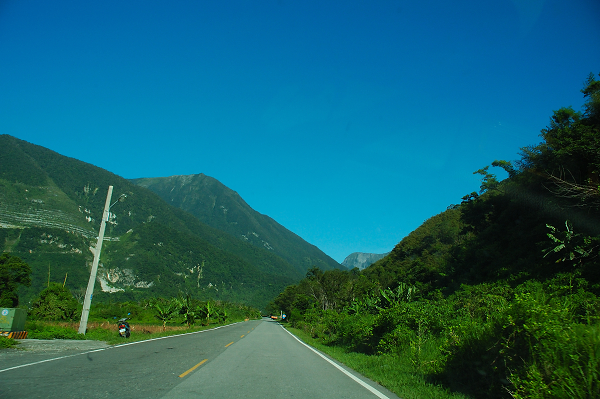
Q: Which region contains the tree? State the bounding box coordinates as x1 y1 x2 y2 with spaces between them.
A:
0 253 31 307
581 72 600 126
273 284 301 317
491 159 518 178
518 72 600 208
29 283 78 320
473 166 500 194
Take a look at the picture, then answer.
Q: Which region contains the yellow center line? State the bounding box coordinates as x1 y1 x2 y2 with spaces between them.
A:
225 341 234 347
240 335 245 338
179 359 208 378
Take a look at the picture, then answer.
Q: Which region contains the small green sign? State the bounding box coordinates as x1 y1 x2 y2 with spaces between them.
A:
0 308 27 332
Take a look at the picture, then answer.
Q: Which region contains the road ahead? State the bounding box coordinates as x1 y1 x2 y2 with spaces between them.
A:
0 319 399 399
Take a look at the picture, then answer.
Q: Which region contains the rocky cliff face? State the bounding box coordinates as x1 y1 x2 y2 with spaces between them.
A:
341 252 389 270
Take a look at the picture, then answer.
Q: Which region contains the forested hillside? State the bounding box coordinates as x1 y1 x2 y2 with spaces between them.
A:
272 73 600 398
0 136 308 308
131 173 340 275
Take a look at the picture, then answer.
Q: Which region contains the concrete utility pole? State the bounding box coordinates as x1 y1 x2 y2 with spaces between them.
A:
78 186 113 334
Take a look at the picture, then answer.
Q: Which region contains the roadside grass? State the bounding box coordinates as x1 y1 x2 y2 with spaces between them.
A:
0 336 19 349
286 326 471 399
25 318 253 346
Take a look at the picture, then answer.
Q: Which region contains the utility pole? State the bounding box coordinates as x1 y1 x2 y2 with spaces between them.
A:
78 186 113 334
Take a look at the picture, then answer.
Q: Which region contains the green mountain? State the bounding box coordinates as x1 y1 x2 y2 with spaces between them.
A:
131 174 341 275
0 134 320 308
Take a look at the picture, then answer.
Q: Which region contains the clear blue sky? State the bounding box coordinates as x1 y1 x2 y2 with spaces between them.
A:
1 0 599 263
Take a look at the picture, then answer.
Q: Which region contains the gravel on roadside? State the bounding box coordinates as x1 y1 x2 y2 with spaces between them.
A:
9 339 110 353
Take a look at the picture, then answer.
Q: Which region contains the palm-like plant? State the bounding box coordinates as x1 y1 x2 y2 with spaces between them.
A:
197 301 214 326
176 293 196 327
152 299 180 331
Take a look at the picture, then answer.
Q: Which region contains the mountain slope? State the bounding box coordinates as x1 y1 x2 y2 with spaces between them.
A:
0 135 301 308
131 174 341 275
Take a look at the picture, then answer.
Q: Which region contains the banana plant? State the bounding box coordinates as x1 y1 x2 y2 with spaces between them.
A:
176 293 196 327
345 292 382 315
544 221 596 265
196 301 214 326
219 307 228 323
381 282 419 305
152 299 180 331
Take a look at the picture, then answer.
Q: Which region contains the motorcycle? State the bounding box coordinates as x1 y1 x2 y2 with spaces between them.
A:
118 317 131 338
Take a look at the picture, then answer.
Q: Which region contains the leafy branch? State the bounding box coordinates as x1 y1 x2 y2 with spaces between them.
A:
543 221 597 265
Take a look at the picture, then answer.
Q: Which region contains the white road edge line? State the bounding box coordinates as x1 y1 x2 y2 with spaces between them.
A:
279 324 392 399
0 322 243 374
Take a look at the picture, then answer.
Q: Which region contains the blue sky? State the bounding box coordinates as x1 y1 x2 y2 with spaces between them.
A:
1 0 599 263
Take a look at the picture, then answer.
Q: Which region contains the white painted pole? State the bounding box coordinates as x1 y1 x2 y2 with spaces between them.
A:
78 185 113 334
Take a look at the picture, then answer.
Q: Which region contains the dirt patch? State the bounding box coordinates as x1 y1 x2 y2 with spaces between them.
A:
12 339 110 353
49 321 190 333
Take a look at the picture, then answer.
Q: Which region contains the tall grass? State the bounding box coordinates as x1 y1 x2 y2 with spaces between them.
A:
25 316 254 345
286 276 600 398
288 327 470 399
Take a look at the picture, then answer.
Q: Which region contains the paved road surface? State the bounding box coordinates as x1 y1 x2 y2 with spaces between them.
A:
0 319 399 399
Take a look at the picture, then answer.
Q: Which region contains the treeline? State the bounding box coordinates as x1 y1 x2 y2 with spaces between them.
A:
4 271 260 328
18 283 261 342
271 73 600 398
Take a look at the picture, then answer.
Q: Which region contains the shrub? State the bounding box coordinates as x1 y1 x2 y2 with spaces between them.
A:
505 289 600 399
29 283 79 321
26 321 84 340
335 313 377 353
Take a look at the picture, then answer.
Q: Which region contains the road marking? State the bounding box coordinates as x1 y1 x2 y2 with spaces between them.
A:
0 348 106 374
225 341 234 347
280 325 392 399
179 359 208 378
240 335 245 338
0 322 245 374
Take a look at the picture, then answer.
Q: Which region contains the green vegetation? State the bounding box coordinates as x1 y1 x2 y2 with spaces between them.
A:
272 73 600 399
0 133 318 309
26 321 85 340
13 292 260 345
0 336 19 349
24 317 258 346
29 283 79 321
287 327 470 399
0 251 261 346
151 297 181 330
0 253 31 307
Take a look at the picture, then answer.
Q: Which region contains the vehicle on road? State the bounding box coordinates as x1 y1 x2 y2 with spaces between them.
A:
118 318 130 338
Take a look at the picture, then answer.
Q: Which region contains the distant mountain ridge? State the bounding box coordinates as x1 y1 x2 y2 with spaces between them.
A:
341 252 390 270
131 174 341 276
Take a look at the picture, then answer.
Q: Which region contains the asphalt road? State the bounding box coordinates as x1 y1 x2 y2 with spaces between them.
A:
0 319 399 399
